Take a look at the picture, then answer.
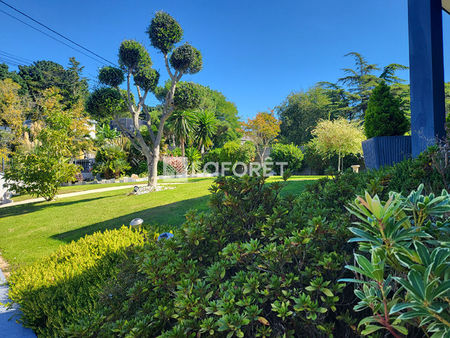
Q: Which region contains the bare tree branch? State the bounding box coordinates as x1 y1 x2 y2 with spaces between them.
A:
164 54 174 81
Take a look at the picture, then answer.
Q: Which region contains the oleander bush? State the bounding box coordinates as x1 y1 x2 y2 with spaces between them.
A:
342 185 450 337
8 227 147 337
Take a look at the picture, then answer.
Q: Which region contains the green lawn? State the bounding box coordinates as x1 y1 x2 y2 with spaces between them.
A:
0 176 322 267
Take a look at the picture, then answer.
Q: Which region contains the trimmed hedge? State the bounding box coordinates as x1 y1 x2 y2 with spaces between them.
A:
270 143 304 174
8 226 147 337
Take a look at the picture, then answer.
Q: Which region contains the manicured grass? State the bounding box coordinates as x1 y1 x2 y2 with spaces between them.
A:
0 176 322 267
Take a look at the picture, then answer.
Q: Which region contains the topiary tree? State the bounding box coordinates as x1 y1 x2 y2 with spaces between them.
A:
364 81 410 139
96 11 202 188
85 87 130 123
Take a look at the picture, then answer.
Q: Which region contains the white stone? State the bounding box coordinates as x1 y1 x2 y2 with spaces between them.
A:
129 218 144 226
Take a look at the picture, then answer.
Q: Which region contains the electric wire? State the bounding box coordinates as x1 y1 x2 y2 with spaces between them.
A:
0 8 109 67
0 0 117 66
0 50 100 86
0 57 22 66
0 50 32 64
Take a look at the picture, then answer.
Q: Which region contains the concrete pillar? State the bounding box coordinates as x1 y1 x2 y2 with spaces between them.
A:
408 0 446 157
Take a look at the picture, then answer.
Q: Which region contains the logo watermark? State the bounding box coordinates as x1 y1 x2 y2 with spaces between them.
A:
160 157 289 178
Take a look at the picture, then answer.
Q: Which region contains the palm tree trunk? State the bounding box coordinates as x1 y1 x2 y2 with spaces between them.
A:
181 139 185 157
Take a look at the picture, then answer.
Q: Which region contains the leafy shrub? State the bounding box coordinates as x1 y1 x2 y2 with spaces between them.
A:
364 81 410 139
165 147 182 157
427 140 450 191
95 123 121 146
378 145 449 195
8 226 147 337
10 157 449 336
342 185 450 337
5 151 80 201
93 144 130 179
270 143 304 174
5 88 89 200
202 140 256 174
59 174 364 337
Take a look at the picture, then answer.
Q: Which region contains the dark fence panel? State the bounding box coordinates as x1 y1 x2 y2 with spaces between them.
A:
362 136 412 169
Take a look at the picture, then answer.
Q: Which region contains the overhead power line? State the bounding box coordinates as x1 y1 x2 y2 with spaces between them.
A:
0 49 33 64
0 0 117 67
0 8 109 67
0 49 101 87
0 56 22 67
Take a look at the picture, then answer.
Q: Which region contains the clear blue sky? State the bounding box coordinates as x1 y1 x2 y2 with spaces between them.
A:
1 0 449 120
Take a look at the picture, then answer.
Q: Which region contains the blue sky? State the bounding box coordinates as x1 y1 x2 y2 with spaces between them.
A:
1 0 449 120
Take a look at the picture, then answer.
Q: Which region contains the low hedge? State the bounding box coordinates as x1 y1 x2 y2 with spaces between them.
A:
8 226 147 337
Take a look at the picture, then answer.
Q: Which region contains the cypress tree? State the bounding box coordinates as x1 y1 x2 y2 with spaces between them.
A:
364 81 409 138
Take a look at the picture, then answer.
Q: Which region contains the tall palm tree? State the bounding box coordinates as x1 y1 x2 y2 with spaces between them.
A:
194 110 217 153
168 110 196 156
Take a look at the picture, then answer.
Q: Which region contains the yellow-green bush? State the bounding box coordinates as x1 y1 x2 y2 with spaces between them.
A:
8 226 147 337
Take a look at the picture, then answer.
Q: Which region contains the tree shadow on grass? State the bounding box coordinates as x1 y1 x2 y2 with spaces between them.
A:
51 195 211 243
0 196 113 218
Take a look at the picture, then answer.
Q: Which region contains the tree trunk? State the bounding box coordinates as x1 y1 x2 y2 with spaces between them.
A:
148 145 160 188
258 147 266 165
337 151 341 172
181 140 185 157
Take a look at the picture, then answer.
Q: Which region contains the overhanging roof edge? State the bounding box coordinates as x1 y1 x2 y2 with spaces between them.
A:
443 0 450 14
